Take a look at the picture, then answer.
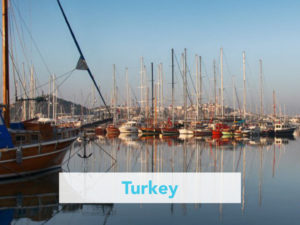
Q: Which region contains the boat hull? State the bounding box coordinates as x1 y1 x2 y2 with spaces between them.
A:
161 128 179 136
260 129 275 136
139 127 161 135
222 131 233 136
95 127 106 135
193 129 212 136
212 130 222 136
106 125 120 135
179 128 193 135
0 137 76 179
275 128 295 136
119 126 138 133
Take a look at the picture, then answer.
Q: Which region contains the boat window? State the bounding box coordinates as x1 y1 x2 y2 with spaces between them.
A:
31 135 39 142
16 135 25 142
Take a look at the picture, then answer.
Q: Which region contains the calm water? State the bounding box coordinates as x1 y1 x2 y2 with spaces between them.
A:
1 132 300 225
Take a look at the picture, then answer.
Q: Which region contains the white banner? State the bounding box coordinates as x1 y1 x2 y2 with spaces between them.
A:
59 172 241 203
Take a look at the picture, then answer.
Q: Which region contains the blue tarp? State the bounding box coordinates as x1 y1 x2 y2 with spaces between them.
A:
0 209 14 225
0 111 14 148
10 122 25 130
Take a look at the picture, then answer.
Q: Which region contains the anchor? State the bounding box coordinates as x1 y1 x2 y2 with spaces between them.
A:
77 131 92 158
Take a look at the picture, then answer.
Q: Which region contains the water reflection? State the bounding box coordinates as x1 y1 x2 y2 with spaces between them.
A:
0 170 114 224
0 171 59 224
1 133 300 224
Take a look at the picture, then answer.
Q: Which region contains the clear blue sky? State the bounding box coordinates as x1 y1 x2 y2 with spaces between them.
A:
5 0 300 114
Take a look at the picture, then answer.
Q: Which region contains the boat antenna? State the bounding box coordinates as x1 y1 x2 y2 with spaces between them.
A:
56 0 111 117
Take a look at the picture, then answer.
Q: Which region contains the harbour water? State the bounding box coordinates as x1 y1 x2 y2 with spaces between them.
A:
2 132 300 225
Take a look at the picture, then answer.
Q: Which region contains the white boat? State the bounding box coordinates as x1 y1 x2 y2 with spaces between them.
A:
178 133 194 140
259 121 274 136
274 121 295 136
119 121 139 133
179 128 193 135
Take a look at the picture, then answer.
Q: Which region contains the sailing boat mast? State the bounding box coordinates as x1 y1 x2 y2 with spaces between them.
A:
259 59 263 117
199 56 202 119
157 65 160 119
151 62 154 120
220 48 224 119
22 64 27 120
232 76 236 122
2 0 10 127
48 76 51 118
140 57 144 115
273 90 276 118
171 48 175 126
113 64 117 125
213 59 217 117
243 51 246 119
126 67 130 120
183 49 187 129
196 55 199 120
160 63 164 120
29 67 35 118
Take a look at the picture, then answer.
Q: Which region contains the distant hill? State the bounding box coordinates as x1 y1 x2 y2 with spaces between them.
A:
10 95 89 121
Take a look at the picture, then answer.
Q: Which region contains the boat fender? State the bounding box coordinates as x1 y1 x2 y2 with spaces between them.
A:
16 147 22 164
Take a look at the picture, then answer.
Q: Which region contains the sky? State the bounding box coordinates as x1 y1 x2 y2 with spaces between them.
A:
3 0 300 115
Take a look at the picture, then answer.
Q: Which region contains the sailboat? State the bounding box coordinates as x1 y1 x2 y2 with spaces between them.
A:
106 64 120 136
140 63 161 135
119 68 138 134
0 0 110 178
178 49 193 135
0 0 81 178
161 49 179 136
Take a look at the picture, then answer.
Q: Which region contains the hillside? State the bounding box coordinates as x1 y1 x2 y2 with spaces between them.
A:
10 95 90 121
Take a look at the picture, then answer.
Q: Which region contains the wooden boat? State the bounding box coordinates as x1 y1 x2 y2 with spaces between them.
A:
0 0 80 179
161 50 179 137
106 124 120 135
234 129 242 137
161 127 179 136
95 126 106 135
139 127 161 135
0 115 78 178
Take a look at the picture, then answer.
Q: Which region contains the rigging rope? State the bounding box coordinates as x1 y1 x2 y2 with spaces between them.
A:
174 52 194 107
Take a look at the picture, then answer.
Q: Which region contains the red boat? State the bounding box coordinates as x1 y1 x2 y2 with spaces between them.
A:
212 123 229 136
95 126 106 135
106 124 120 135
161 127 179 136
